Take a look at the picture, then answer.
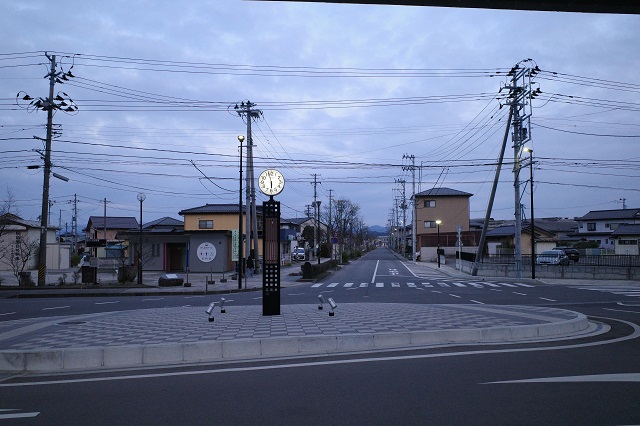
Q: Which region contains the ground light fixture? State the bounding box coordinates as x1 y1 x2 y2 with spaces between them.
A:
205 297 227 322
318 294 325 310
328 297 337 316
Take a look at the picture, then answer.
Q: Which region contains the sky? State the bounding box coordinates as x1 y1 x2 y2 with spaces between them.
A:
1 1 639 233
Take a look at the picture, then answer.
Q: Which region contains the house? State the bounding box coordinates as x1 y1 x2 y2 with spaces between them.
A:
484 218 579 255
0 213 62 271
611 224 640 255
84 216 139 258
414 187 474 250
117 217 187 272
574 208 640 250
178 203 264 273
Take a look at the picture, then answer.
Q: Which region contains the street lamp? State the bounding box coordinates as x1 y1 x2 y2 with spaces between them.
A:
237 135 245 290
137 193 146 285
524 147 535 279
436 219 442 268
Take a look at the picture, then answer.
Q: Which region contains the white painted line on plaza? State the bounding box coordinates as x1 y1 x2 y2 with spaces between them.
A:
513 292 527 296
539 297 556 302
42 306 70 311
371 260 380 283
470 300 485 305
448 294 461 298
95 301 120 305
0 312 16 317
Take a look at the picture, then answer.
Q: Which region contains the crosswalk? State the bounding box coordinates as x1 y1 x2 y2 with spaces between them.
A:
310 281 535 290
574 285 640 299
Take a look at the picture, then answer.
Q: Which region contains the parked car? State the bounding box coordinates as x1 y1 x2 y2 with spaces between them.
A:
293 247 305 261
553 247 580 262
536 249 570 265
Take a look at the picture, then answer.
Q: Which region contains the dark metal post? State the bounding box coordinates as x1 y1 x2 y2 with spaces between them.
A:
238 135 244 290
526 148 536 279
137 193 145 285
437 220 441 268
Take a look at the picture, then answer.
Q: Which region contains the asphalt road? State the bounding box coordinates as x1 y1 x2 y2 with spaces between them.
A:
1 248 640 424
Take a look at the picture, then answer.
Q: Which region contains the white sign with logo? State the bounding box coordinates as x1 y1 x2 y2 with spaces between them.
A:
197 242 216 263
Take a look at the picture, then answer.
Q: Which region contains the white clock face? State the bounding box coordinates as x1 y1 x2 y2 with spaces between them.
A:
258 169 285 196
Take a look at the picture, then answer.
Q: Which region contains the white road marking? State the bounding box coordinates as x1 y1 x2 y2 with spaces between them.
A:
513 292 527 296
539 297 556 302
344 283 354 288
95 301 120 305
376 282 384 288
486 373 640 384
42 306 70 311
422 283 433 287
391 282 400 287
142 298 164 302
359 283 368 288
497 283 516 287
327 283 339 288
311 283 323 288
0 312 16 317
0 409 40 419
470 300 485 305
514 283 535 288
452 282 466 287
407 282 416 288
371 260 380 283
437 282 450 287
448 294 461 298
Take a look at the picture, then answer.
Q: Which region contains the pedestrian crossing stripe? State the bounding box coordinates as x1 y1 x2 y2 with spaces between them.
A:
310 281 538 290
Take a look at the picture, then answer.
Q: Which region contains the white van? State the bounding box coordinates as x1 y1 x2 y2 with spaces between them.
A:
293 247 305 261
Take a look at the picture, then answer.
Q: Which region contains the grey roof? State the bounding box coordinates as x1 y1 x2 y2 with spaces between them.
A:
143 217 184 231
283 217 311 226
87 216 139 230
179 204 263 215
611 224 640 236
577 208 640 221
0 213 59 230
416 187 473 197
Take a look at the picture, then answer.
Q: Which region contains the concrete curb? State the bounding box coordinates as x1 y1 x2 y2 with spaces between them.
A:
0 313 590 372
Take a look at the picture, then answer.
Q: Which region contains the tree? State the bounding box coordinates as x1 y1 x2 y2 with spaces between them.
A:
324 198 367 261
9 233 38 284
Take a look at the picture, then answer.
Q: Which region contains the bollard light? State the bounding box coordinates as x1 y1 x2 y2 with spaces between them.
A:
328 297 337 316
220 297 226 314
318 294 325 310
206 302 216 322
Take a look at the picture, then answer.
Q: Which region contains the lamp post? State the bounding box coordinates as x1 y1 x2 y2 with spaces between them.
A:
436 219 442 268
237 135 245 290
137 193 146 285
524 147 535 279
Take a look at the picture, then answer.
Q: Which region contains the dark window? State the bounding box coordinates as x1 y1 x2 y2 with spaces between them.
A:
424 221 436 228
199 220 213 229
424 200 436 208
587 223 596 231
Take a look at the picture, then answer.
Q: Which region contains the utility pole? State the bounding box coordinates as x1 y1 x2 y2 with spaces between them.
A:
17 53 77 286
395 179 407 258
311 174 321 262
234 101 262 269
471 59 539 277
403 154 417 261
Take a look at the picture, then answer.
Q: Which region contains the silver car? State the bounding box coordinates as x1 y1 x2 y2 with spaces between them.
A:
536 249 570 265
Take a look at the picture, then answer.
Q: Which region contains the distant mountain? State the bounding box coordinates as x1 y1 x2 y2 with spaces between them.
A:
368 225 387 235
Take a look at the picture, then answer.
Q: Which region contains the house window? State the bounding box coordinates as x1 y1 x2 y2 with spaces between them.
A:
199 220 213 229
619 239 638 245
424 200 436 208
152 244 160 257
424 221 436 228
610 223 620 231
587 223 596 231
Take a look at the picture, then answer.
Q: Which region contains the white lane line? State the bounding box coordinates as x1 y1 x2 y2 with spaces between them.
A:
498 283 517 287
344 283 354 288
42 306 70 311
513 292 528 296
470 300 485 305
452 282 466 288
437 282 450 287
490 289 502 292
327 283 339 288
0 312 16 317
371 260 380 283
142 298 164 301
432 290 442 294
376 282 384 288
0 409 40 419
448 294 461 298
95 301 120 305
539 297 556 302
486 373 640 384
311 283 323 288
514 283 535 288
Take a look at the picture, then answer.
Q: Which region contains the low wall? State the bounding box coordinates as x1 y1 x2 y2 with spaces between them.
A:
459 259 640 280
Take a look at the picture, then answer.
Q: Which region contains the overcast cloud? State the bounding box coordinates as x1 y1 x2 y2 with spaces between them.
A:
1 1 639 232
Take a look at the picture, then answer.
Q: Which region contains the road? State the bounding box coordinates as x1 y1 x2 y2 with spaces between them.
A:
1 248 640 424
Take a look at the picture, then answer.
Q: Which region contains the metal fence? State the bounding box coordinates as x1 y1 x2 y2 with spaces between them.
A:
467 253 640 267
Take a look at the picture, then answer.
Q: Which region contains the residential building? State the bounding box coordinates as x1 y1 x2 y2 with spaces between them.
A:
0 213 62 271
414 187 474 249
574 208 640 250
84 216 139 258
611 224 640 255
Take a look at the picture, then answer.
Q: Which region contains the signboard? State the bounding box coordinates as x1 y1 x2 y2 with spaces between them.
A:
232 229 239 262
196 242 216 263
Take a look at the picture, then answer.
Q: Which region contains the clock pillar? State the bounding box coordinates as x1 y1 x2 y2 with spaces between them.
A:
262 196 281 315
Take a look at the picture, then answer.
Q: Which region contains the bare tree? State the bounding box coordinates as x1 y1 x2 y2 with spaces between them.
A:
9 233 38 284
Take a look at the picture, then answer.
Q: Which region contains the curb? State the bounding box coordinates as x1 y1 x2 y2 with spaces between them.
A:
0 313 590 372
